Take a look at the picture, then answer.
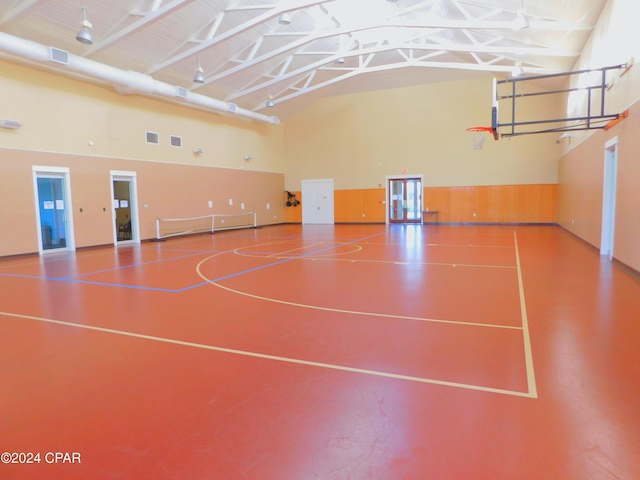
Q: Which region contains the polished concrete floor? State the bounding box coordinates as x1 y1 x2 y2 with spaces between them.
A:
0 224 638 479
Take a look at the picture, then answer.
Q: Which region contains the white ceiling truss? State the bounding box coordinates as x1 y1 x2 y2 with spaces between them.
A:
0 0 608 120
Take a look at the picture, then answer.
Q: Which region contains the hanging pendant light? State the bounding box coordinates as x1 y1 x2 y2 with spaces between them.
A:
75 6 93 45
193 58 205 84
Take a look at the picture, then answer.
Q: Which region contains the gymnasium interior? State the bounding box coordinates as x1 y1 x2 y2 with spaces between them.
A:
1 1 639 479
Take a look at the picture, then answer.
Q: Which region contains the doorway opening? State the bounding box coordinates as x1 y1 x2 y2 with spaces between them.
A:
600 137 618 260
32 166 75 254
111 171 139 244
386 175 423 224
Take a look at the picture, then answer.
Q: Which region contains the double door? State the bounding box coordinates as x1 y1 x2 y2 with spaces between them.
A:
302 179 334 224
388 177 422 224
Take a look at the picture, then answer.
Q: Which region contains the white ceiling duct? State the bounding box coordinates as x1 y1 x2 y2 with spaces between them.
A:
0 32 279 125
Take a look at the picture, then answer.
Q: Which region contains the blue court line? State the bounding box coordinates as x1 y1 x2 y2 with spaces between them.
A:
0 249 221 292
57 250 222 280
0 231 386 293
110 230 386 292
0 271 179 292
182 230 388 291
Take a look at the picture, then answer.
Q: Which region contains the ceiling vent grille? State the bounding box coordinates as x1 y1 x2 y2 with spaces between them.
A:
50 47 69 65
176 86 188 99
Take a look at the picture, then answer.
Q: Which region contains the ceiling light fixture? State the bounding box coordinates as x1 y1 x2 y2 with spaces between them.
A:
75 6 93 45
193 58 205 84
335 57 345 64
278 13 291 25
512 61 524 77
266 90 275 108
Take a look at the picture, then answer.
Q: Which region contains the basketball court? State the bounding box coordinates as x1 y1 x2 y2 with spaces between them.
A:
1 2 639 479
1 223 639 479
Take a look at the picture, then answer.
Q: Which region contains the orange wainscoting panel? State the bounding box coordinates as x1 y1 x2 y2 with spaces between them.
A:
335 189 387 223
423 184 557 223
285 191 303 223
285 185 556 224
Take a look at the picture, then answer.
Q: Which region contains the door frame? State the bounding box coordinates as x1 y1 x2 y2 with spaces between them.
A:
600 137 618 260
110 170 140 245
385 174 424 225
32 165 76 254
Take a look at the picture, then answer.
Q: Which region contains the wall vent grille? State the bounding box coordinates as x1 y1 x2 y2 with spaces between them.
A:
146 131 159 144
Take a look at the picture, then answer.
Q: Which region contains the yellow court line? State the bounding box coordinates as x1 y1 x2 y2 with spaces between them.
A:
362 241 516 249
235 241 363 259
195 255 522 331
513 231 538 399
265 241 326 258
0 311 533 398
231 240 515 269
267 255 517 270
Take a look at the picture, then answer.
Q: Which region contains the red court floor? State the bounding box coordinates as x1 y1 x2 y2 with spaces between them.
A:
0 224 639 479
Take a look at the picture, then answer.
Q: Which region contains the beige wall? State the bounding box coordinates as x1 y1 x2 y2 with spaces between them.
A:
560 0 640 151
557 0 640 273
558 99 640 270
614 107 640 271
283 75 563 191
0 60 284 172
0 149 285 257
0 60 285 257
557 131 606 248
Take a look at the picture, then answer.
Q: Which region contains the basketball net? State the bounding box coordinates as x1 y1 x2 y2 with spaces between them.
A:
466 127 493 150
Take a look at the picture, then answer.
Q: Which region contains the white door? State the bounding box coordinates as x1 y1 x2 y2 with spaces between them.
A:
302 179 334 224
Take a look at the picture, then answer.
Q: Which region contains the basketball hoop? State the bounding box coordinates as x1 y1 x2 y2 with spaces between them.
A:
466 126 493 150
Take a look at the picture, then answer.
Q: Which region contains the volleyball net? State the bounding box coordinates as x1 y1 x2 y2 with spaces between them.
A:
155 211 257 240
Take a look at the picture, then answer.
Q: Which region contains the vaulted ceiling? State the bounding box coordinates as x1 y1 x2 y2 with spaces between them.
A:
0 0 608 121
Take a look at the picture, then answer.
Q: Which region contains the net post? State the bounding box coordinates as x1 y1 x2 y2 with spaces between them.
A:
155 217 160 240
253 211 257 228
210 214 215 234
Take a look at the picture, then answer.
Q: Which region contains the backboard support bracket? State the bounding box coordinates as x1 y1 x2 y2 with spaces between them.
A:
491 64 631 139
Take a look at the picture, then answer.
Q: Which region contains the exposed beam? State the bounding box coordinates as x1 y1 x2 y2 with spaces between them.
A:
0 0 39 24
257 60 551 109
147 0 328 74
83 0 196 56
